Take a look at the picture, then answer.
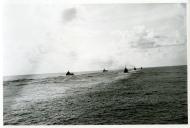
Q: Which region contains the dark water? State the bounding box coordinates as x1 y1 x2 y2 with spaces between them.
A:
3 66 187 125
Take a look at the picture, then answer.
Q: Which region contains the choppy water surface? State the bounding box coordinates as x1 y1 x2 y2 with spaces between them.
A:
3 66 187 124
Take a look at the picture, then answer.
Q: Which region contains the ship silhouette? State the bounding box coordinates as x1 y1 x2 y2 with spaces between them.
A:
103 68 108 72
124 66 128 73
134 67 136 70
66 71 74 76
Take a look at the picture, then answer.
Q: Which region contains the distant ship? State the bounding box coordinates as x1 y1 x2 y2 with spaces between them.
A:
124 66 128 73
134 67 136 70
103 68 108 72
66 71 74 75
141 67 143 69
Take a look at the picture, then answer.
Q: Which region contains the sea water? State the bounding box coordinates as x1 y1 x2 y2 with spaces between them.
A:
3 66 187 124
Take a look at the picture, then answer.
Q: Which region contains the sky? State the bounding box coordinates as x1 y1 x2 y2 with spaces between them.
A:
3 2 187 76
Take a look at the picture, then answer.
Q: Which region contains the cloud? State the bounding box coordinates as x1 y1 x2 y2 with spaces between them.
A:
62 8 77 22
125 26 158 49
131 40 157 49
124 25 186 50
90 58 115 68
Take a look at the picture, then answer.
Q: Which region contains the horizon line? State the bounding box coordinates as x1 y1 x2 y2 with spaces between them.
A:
3 64 187 77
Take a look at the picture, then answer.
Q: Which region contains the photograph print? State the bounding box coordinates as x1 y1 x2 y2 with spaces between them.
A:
3 1 188 125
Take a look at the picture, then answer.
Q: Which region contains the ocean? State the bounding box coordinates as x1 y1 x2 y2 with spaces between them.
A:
3 65 187 125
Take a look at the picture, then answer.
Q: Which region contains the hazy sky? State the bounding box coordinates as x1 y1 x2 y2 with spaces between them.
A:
3 2 187 75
